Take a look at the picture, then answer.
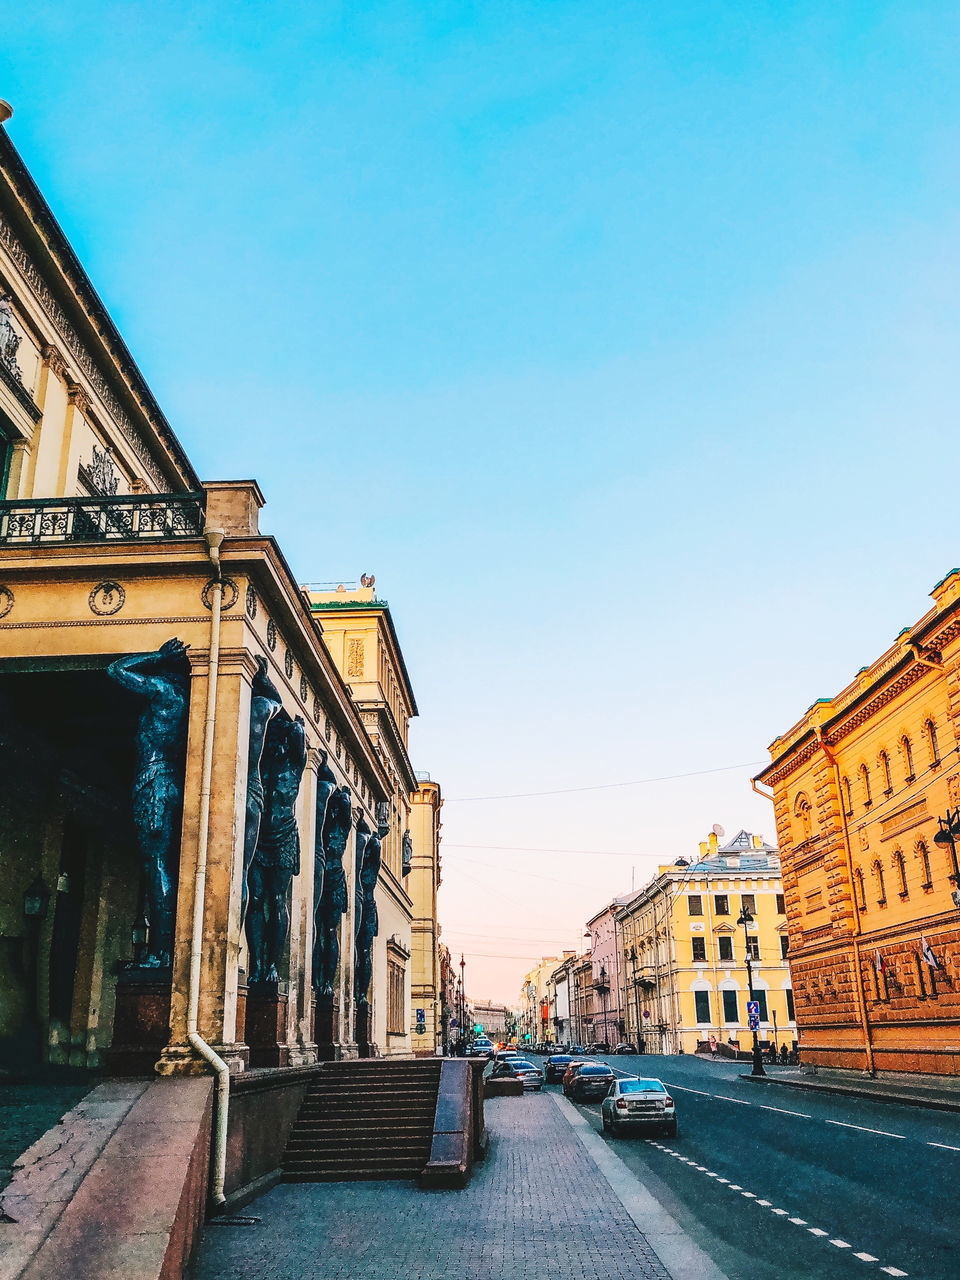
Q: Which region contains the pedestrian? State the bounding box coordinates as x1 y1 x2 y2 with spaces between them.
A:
709 1034 718 1057
779 1043 788 1066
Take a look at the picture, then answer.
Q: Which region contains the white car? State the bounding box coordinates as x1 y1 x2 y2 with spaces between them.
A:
601 1076 677 1137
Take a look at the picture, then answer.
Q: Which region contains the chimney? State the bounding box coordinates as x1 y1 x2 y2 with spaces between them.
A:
708 832 718 854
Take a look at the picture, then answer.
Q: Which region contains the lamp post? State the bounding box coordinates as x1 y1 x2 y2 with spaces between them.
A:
934 809 960 910
737 908 766 1077
629 945 643 1048
460 953 466 1045
595 964 610 1049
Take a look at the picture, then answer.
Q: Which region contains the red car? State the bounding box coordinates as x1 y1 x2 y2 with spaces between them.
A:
561 1061 588 1095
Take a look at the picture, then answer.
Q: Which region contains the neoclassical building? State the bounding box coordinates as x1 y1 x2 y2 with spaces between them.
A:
614 831 795 1055
0 111 436 1081
755 571 960 1076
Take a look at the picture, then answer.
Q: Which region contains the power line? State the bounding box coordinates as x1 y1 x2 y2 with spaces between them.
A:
446 760 766 803
448 842 651 858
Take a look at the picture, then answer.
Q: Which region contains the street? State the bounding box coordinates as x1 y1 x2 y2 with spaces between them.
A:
550 1052 958 1280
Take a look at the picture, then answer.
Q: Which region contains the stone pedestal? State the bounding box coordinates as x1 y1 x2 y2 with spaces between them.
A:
108 968 172 1075
355 1001 372 1059
245 983 290 1068
315 991 337 1061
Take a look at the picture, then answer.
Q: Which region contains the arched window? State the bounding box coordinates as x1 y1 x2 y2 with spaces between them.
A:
925 719 940 767
872 859 887 906
901 735 915 782
854 867 866 912
841 776 853 816
893 850 908 897
859 764 872 808
794 792 813 842
879 750 893 796
917 840 933 889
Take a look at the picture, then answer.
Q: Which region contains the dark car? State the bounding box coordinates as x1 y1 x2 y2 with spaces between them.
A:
544 1054 575 1083
490 1058 544 1091
569 1063 616 1101
614 1043 637 1055
561 1061 589 1095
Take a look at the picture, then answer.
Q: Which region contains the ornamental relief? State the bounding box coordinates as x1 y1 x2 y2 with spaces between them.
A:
0 584 14 619
0 212 167 489
347 638 364 678
88 580 125 616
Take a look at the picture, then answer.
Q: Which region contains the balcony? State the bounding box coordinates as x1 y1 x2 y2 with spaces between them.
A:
0 492 206 545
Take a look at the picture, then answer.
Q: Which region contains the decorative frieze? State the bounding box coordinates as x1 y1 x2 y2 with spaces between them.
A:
0 212 167 489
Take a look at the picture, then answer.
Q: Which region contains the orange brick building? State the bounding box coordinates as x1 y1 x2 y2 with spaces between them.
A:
755 570 960 1076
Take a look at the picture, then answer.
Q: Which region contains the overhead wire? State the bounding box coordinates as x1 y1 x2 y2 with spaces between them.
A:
445 759 767 802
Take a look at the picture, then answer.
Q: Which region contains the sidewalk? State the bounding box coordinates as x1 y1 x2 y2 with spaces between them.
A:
739 1063 960 1112
192 1092 693 1280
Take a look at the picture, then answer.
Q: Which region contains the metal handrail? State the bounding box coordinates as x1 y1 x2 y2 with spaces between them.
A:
0 491 206 544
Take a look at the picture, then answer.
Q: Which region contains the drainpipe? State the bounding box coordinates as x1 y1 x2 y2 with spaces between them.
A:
187 526 229 1206
814 726 875 1076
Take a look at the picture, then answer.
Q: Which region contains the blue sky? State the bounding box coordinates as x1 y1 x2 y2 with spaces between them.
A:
5 2 960 998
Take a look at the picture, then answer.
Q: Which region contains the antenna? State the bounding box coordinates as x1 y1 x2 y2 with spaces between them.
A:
712 824 725 838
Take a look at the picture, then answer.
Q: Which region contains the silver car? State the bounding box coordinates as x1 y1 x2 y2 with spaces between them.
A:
490 1058 544 1091
601 1076 677 1137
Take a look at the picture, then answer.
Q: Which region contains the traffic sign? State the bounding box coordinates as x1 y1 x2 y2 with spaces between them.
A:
416 1008 425 1022
450 1019 459 1028
413 1024 426 1034
747 1000 760 1030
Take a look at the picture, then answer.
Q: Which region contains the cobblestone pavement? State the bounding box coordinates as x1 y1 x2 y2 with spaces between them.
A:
192 1093 673 1280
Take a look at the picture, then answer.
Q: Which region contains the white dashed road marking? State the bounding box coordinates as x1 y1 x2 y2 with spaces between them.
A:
756 1103 812 1118
637 1135 910 1276
824 1119 906 1139
714 1094 751 1105
928 1141 960 1152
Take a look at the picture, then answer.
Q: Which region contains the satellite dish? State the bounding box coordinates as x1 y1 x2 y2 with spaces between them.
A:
712 824 725 837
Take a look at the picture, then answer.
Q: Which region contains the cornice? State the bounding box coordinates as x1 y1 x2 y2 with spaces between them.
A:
0 130 199 492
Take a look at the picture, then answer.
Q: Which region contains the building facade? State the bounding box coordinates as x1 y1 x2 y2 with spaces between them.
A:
755 571 960 1076
585 896 633 1047
615 831 795 1055
408 774 442 1054
519 956 560 1046
0 115 437 1078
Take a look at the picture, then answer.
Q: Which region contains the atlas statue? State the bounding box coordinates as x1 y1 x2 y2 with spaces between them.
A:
245 710 307 985
240 656 283 931
313 785 353 997
354 827 382 1014
107 638 191 969
311 750 338 991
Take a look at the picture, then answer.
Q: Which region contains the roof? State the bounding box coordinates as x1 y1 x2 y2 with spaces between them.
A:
720 829 777 855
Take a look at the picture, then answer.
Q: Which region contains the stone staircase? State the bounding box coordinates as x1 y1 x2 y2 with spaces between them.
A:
282 1058 443 1182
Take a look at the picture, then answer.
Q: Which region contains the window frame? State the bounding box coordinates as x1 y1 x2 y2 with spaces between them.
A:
687 894 703 917
691 936 707 963
721 990 739 1024
714 893 729 916
694 990 711 1024
718 935 734 962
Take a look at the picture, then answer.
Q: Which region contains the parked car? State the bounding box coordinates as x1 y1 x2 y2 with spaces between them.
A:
490 1058 544 1091
569 1062 616 1101
614 1043 637 1055
586 1042 609 1054
601 1076 677 1137
561 1061 589 1095
544 1053 575 1083
493 1048 519 1064
569 1044 586 1054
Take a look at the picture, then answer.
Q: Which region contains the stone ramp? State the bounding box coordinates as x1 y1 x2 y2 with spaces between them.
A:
0 1077 211 1280
193 1092 673 1280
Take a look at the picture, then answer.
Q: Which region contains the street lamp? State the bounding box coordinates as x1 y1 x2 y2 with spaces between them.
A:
629 945 643 1049
933 810 960 909
737 908 766 1077
595 964 610 1050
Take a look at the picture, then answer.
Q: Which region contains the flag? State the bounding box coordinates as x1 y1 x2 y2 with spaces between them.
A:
921 937 943 971
875 950 885 974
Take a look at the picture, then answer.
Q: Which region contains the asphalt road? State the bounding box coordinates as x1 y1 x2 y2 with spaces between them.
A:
534 1053 960 1280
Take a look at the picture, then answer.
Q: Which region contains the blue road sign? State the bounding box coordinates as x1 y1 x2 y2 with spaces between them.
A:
747 1000 760 1030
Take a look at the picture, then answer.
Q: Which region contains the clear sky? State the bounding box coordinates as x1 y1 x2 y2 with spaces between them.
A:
5 2 960 1002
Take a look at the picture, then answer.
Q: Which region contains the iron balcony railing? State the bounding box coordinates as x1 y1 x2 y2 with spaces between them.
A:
0 492 206 545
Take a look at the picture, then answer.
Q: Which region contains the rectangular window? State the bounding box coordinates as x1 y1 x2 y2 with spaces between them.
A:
695 991 711 1023
722 990 739 1023
714 894 729 915
387 959 406 1034
718 936 734 961
785 989 795 1021
741 894 756 915
780 935 790 959
776 893 786 915
747 936 760 961
754 990 768 1021
687 895 703 916
691 937 706 962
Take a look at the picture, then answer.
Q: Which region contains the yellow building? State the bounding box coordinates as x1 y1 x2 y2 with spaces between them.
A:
408 773 443 1054
306 587 420 1056
0 109 428 1086
615 831 795 1055
519 956 560 1046
755 570 960 1076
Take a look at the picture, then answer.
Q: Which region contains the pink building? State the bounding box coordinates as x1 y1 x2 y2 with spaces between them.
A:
585 895 635 1047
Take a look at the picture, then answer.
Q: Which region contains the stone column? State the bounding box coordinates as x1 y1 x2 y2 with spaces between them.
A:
157 648 255 1075
288 747 319 1065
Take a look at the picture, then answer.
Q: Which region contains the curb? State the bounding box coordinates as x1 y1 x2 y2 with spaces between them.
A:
739 1072 960 1113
